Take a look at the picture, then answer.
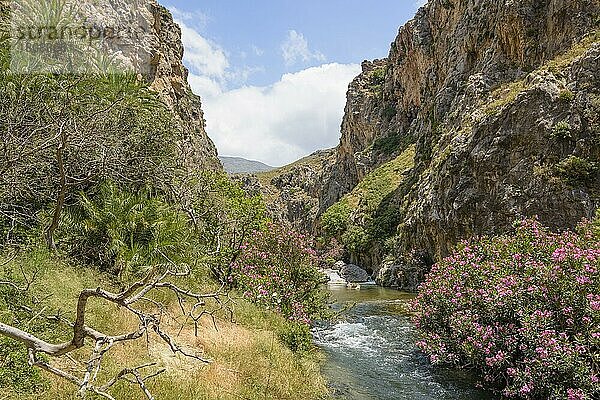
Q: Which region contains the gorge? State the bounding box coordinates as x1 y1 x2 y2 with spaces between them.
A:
0 0 599 399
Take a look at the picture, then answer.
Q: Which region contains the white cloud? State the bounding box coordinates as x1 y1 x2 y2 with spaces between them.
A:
178 21 229 80
175 18 359 166
415 0 428 7
168 7 210 29
281 30 326 66
194 63 361 167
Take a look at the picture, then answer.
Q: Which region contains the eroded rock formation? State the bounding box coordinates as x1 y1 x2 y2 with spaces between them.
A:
259 0 600 289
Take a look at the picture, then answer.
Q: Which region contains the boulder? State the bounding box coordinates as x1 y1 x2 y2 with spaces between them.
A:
375 258 431 291
332 260 346 271
340 264 369 283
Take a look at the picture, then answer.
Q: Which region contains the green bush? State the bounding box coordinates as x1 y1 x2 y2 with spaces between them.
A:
321 200 351 237
341 225 370 254
60 182 192 278
559 90 575 101
277 322 314 353
554 156 598 183
373 132 414 156
552 120 573 139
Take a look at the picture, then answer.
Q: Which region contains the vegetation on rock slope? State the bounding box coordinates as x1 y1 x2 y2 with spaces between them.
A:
320 145 415 268
0 18 328 400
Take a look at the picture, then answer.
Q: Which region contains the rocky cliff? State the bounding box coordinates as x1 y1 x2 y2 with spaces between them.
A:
67 0 220 170
263 0 600 289
146 3 220 171
245 149 335 234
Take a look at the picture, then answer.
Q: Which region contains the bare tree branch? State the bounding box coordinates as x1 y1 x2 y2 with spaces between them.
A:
0 264 230 399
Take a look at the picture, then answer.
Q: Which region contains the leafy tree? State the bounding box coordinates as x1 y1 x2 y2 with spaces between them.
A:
169 170 268 282
0 50 180 249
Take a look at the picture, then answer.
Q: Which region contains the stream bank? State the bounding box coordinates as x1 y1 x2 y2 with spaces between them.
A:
313 285 497 400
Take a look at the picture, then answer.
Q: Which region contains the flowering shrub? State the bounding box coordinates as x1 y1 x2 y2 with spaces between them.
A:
229 224 327 324
413 217 600 399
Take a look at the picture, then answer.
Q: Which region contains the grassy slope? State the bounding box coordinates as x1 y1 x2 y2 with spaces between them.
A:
0 249 328 400
343 144 416 214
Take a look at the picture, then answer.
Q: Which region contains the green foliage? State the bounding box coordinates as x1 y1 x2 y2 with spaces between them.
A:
177 170 268 282
341 225 370 254
277 322 313 353
0 65 179 246
368 67 387 98
320 145 415 259
320 200 351 237
0 337 48 394
369 67 386 85
554 156 598 184
373 132 413 156
60 182 191 278
559 89 575 101
552 120 573 139
382 105 397 121
484 80 526 116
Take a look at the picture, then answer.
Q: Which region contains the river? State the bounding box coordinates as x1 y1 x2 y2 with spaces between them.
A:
312 284 498 400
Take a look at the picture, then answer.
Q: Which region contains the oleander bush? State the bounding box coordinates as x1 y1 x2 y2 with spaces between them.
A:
229 223 327 325
414 216 600 399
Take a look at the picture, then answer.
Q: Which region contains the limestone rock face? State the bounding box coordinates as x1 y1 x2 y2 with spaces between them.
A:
248 150 336 234
72 0 220 170
148 4 220 171
323 0 600 212
260 0 600 288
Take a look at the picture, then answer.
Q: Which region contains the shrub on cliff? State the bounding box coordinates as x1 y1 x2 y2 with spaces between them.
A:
229 223 327 324
413 217 600 399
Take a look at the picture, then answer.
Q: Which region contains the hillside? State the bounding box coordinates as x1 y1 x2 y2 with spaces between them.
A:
219 156 274 174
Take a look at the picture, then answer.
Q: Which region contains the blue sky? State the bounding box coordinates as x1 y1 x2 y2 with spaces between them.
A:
163 0 426 166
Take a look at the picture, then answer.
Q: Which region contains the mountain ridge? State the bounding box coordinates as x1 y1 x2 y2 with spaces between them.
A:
219 156 275 174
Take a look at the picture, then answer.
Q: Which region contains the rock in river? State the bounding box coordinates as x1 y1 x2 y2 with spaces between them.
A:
340 264 369 283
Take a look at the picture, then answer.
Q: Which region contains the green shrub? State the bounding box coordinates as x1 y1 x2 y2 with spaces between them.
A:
369 67 386 85
60 182 191 278
554 156 598 183
321 200 351 237
382 105 397 121
552 120 573 139
559 89 575 101
277 322 314 353
341 225 370 254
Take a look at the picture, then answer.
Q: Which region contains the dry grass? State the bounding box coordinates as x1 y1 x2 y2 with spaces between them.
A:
1 250 329 400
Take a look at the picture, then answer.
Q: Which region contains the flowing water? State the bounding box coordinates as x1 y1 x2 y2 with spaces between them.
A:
313 284 498 400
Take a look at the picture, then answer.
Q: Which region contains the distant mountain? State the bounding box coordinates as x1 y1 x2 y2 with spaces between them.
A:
219 156 275 174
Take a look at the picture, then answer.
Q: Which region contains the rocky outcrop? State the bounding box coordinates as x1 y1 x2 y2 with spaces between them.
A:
73 0 220 170
263 0 600 288
148 4 220 171
248 149 336 233
339 264 370 283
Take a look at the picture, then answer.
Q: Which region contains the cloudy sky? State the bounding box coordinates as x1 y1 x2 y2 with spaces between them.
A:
164 0 426 166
